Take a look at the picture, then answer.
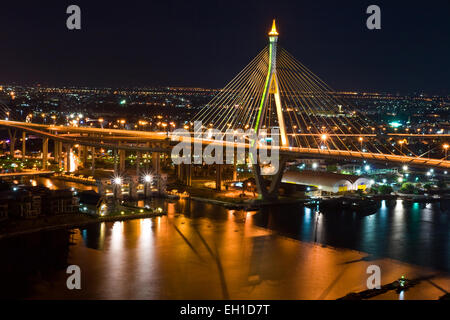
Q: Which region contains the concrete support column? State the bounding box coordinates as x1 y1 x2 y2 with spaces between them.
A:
267 157 287 199
96 180 105 197
113 149 118 176
136 151 141 177
152 152 161 174
64 144 72 173
144 180 151 198
42 137 48 170
82 145 87 168
216 164 222 191
22 131 26 159
58 142 63 168
7 129 16 158
129 176 139 200
113 182 122 200
91 147 95 175
184 163 192 187
119 149 126 173
54 140 59 164
233 155 238 181
252 164 268 199
145 142 150 171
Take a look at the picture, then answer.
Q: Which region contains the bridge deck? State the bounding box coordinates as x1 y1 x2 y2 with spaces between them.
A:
1 120 449 169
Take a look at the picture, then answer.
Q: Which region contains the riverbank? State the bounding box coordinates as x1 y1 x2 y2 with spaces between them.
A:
189 195 307 209
15 211 450 300
0 210 166 240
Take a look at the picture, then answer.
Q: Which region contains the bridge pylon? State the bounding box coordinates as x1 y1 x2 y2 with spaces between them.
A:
251 20 288 201
254 19 288 147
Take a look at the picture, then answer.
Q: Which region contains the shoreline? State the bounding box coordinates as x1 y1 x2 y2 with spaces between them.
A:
0 211 165 240
189 195 307 209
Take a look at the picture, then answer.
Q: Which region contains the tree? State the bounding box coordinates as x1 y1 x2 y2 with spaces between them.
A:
326 165 338 173
378 185 393 195
400 182 415 194
437 181 448 190
423 183 434 191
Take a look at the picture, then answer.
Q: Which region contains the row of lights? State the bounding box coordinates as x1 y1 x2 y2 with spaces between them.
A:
113 174 153 185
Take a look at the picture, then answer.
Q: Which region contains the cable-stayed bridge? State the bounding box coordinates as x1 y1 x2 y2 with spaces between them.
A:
0 21 449 199
192 20 448 161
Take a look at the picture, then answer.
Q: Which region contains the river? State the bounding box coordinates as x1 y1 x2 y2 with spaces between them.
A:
0 178 449 299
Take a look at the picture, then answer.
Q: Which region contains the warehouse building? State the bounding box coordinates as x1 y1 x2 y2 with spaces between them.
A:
282 170 373 193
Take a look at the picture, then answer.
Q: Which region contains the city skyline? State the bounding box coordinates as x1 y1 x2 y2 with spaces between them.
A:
0 1 449 94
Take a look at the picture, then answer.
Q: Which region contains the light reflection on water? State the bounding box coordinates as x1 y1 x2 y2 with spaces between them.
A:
249 198 449 272
1 180 449 299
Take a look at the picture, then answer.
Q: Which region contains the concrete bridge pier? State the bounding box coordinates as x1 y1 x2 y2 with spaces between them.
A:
64 144 72 172
91 147 95 174
233 155 238 181
266 157 287 199
136 151 141 177
54 141 62 168
54 141 59 164
216 164 222 191
42 137 48 170
144 180 151 198
129 176 139 200
152 152 161 193
152 152 161 174
184 163 192 187
81 145 88 168
252 164 268 199
21 131 26 159
96 180 106 197
7 129 16 158
119 149 126 173
144 142 150 172
113 183 122 200
251 156 288 201
113 149 118 176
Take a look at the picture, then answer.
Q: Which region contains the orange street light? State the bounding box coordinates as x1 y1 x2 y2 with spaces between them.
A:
398 139 406 153
358 137 364 150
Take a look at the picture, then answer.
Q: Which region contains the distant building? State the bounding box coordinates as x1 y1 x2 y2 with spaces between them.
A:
339 164 362 174
78 190 105 215
292 159 327 171
1 185 79 219
282 170 373 193
8 190 41 219
42 189 79 215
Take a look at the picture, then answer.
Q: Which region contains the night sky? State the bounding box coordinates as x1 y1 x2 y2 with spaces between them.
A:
0 0 449 94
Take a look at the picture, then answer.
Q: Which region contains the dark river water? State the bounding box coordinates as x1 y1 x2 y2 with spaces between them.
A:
0 181 449 299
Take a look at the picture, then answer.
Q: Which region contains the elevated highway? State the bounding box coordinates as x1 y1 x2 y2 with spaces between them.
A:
1 120 449 169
